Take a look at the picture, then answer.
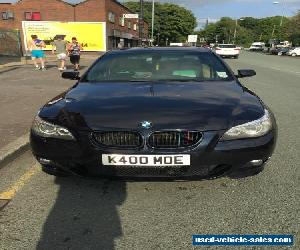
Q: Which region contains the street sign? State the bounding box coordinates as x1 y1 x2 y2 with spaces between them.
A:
188 35 198 43
123 14 139 19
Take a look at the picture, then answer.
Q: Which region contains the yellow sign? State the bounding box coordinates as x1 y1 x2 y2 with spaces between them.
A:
22 21 106 51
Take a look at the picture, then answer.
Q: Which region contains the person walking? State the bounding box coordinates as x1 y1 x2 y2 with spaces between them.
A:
51 35 68 71
28 35 46 71
67 37 82 71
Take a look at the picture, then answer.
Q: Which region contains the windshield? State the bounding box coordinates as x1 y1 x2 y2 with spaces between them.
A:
83 51 234 82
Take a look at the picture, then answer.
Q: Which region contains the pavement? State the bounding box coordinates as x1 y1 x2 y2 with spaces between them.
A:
0 56 22 66
0 51 299 250
0 54 99 158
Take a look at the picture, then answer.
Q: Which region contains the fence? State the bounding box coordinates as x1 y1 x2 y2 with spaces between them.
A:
0 29 22 56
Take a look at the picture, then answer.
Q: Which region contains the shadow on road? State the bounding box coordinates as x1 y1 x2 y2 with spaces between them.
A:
37 177 126 250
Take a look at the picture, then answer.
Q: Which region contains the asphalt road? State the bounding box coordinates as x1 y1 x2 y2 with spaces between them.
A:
0 51 299 250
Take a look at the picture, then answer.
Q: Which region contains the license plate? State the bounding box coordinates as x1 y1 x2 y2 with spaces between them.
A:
102 154 190 166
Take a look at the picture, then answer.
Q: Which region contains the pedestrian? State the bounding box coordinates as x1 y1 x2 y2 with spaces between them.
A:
67 37 82 71
51 35 68 71
117 42 123 49
28 35 46 71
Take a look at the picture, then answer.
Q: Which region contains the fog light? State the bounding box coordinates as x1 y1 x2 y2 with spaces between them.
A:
38 158 52 165
249 160 263 166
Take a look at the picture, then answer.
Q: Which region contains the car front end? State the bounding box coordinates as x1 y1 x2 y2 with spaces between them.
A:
30 48 277 180
30 90 277 179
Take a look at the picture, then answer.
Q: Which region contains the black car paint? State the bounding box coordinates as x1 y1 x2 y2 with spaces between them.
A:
30 48 277 179
40 81 264 131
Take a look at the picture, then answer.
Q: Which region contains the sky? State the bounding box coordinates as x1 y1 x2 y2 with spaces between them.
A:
122 0 300 24
1 0 300 26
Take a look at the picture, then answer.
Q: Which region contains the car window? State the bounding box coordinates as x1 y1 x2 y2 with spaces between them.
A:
83 51 234 82
218 45 236 48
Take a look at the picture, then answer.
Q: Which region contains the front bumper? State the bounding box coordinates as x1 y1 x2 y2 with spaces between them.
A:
30 129 277 179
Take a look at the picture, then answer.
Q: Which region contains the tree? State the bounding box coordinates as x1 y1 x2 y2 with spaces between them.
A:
199 14 296 47
285 11 300 45
215 17 236 43
195 23 217 44
239 17 259 31
125 2 197 45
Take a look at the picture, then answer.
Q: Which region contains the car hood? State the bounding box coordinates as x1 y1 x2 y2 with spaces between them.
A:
40 81 264 131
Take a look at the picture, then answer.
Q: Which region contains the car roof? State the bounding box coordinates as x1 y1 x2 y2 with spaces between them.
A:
107 47 212 54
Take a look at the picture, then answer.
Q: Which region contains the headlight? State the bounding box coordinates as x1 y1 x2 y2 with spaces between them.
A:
221 109 272 141
31 116 75 140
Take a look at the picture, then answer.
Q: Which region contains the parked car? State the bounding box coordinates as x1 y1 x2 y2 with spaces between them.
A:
269 47 290 56
277 47 291 56
215 44 240 59
30 47 277 179
249 42 265 52
287 47 300 57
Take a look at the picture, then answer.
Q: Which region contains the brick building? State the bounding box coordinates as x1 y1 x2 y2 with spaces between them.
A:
0 0 148 52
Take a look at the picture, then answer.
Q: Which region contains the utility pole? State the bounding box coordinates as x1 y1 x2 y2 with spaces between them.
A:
233 18 244 44
233 19 238 43
138 0 144 46
151 0 155 46
273 1 285 40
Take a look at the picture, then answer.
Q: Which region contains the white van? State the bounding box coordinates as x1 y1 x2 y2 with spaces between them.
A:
249 42 265 51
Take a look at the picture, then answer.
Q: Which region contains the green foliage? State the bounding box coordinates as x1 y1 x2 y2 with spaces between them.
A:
285 11 300 45
199 14 298 46
125 2 197 45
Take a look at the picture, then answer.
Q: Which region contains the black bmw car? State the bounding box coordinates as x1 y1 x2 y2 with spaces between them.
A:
30 47 277 179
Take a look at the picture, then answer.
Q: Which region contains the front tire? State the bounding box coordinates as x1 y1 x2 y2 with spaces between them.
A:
291 53 297 57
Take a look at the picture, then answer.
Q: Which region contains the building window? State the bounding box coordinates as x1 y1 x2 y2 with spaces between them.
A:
2 11 14 20
119 16 125 27
108 12 115 23
2 12 8 20
24 12 41 21
25 12 32 20
32 12 41 21
128 21 131 29
133 23 137 31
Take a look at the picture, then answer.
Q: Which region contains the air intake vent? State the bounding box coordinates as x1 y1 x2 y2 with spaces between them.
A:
148 131 202 148
93 131 143 148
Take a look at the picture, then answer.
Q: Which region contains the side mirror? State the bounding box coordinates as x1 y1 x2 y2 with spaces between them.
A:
62 71 80 80
236 69 256 78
